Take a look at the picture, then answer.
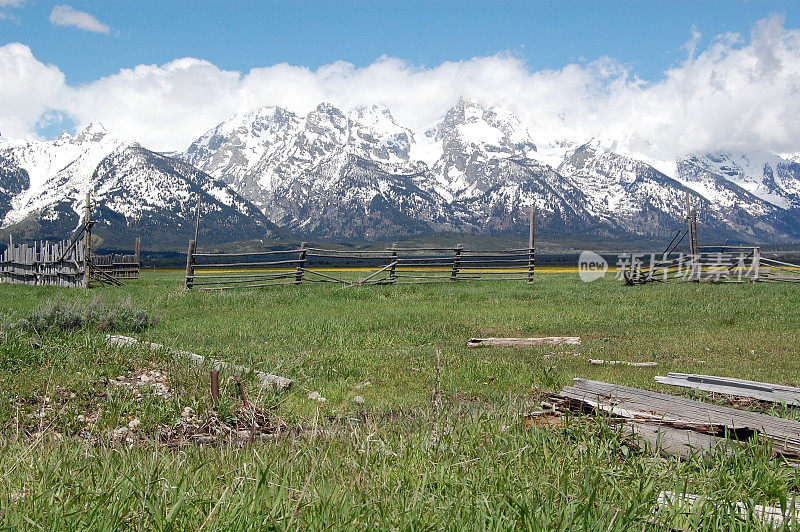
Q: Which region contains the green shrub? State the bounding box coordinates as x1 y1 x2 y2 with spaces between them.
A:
17 297 157 333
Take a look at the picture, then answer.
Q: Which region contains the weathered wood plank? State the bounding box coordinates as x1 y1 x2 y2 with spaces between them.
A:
589 359 658 367
558 379 800 456
656 373 800 406
627 422 740 460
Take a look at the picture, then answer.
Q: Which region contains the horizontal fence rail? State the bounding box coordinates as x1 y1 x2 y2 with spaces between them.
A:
91 238 141 281
184 242 536 291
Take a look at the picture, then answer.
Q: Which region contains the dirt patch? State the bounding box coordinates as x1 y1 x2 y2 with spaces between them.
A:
450 392 482 404
109 368 173 400
523 411 565 428
15 366 293 447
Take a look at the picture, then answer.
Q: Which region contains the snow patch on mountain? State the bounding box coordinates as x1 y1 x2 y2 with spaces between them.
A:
1 122 126 226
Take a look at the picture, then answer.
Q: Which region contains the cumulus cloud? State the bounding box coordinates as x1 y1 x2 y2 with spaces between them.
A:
3 15 800 159
49 5 110 34
0 43 67 140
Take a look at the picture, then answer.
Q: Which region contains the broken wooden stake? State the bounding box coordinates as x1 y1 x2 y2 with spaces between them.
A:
466 336 581 347
105 334 292 389
210 370 220 406
589 359 657 367
234 377 250 408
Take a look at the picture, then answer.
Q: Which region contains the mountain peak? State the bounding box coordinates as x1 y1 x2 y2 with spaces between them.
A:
80 121 107 135
348 104 404 133
314 102 345 116
74 121 109 142
350 103 394 121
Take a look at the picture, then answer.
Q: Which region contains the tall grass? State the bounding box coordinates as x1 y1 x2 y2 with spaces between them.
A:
0 271 799 528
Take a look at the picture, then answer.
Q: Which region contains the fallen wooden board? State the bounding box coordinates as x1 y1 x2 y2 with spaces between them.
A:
589 359 657 367
656 373 800 406
658 491 800 529
627 422 740 460
466 336 580 347
557 378 800 456
105 334 292 389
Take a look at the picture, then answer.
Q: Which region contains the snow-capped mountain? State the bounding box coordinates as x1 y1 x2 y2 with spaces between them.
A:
678 152 800 211
3 122 125 227
181 98 800 242
3 100 800 245
184 103 443 238
0 123 276 248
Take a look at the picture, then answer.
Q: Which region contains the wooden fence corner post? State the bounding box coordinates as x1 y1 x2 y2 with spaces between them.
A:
184 239 196 290
450 244 462 281
389 242 398 283
527 206 535 284
295 242 307 285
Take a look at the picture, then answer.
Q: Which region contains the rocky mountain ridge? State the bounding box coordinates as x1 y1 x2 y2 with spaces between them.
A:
2 99 800 246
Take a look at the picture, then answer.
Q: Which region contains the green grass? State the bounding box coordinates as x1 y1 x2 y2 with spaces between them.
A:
1 271 800 529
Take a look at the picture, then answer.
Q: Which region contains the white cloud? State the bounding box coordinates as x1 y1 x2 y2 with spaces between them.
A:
3 15 800 159
0 43 67 139
49 4 110 34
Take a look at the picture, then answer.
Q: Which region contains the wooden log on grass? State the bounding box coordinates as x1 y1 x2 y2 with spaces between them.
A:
627 422 740 460
589 359 658 367
466 336 581 347
105 334 292 389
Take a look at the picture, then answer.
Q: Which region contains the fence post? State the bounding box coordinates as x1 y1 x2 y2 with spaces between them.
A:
389 242 398 283
295 242 307 285
752 247 761 282
134 237 141 279
690 210 700 282
184 239 196 290
527 206 535 284
82 192 92 289
450 244 462 281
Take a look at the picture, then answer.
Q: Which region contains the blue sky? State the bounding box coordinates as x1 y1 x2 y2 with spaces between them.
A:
3 1 799 84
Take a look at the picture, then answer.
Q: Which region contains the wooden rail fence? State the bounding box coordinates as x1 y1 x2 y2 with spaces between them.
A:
92 238 141 280
0 194 141 288
623 192 800 284
184 243 536 290
184 199 536 291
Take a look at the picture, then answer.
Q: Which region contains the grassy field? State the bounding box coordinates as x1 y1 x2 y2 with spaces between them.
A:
2 271 800 529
